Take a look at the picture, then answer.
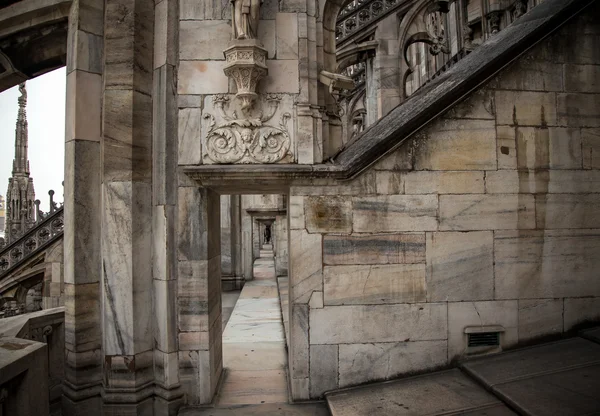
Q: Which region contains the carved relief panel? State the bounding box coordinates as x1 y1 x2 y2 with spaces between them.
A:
201 93 295 164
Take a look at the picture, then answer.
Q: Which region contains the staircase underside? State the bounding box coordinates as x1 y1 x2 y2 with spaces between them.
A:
326 328 600 416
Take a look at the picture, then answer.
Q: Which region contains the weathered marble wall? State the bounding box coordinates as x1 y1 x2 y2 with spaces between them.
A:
288 10 600 399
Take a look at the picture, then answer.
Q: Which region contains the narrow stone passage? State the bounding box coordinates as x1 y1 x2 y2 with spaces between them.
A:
217 244 289 406
180 246 329 415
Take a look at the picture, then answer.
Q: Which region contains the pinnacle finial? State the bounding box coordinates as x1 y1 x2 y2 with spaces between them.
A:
18 82 27 108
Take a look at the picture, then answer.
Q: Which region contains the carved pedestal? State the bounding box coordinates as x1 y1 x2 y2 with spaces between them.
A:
223 40 268 110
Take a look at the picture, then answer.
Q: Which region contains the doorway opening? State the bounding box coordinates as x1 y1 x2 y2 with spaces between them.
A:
217 193 290 406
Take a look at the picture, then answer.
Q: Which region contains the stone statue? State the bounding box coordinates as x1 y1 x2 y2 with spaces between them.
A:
18 82 27 104
231 0 262 40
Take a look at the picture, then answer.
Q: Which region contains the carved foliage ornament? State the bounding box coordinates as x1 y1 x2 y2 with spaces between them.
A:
203 94 292 164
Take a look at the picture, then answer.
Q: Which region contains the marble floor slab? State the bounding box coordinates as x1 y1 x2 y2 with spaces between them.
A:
222 341 287 371
179 402 330 416
216 246 291 407
216 369 289 406
240 285 279 298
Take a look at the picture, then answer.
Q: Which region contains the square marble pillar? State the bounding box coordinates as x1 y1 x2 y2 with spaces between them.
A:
101 0 156 408
241 202 254 280
221 195 233 277
253 218 261 260
177 187 222 404
275 214 288 276
63 0 104 413
221 195 244 290
231 195 243 279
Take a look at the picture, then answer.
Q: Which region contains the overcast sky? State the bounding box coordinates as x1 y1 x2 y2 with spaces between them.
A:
0 67 66 213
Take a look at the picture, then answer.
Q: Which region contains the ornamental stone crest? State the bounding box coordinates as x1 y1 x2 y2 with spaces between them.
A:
203 94 293 164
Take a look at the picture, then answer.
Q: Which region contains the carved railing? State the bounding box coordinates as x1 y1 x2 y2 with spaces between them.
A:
336 0 406 44
0 206 64 280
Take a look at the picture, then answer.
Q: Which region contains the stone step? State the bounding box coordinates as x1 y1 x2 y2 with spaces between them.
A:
580 326 600 344
460 336 600 416
326 368 514 416
325 332 600 416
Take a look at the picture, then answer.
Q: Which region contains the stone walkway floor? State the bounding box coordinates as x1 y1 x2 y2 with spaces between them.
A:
180 246 329 415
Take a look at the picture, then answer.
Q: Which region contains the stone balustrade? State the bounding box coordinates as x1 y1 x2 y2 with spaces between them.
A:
0 337 49 416
0 307 65 414
0 206 64 280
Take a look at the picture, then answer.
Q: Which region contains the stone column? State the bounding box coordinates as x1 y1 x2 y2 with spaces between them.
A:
252 218 260 259
43 242 63 309
274 214 288 276
241 198 253 280
231 195 243 282
221 195 243 290
373 13 401 120
62 0 104 413
153 0 182 411
288 192 321 400
221 195 233 278
320 0 344 160
294 0 322 163
177 187 222 404
101 0 155 412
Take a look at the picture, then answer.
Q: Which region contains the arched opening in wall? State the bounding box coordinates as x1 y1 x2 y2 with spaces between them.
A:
400 0 477 98
322 0 409 154
216 192 291 406
0 67 66 314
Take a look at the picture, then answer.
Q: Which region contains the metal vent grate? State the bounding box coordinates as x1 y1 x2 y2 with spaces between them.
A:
468 332 500 347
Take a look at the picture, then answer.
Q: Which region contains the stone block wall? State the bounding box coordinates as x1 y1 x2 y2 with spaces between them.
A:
288 9 600 399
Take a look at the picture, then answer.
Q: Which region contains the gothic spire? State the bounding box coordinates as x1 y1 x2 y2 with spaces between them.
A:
4 82 35 243
13 82 30 175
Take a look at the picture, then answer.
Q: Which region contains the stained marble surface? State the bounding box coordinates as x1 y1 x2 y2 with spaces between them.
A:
216 248 289 406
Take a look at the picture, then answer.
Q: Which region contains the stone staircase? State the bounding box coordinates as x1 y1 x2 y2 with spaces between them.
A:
325 327 600 416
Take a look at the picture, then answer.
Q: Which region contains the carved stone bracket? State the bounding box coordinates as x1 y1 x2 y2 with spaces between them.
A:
203 94 292 164
223 39 268 111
